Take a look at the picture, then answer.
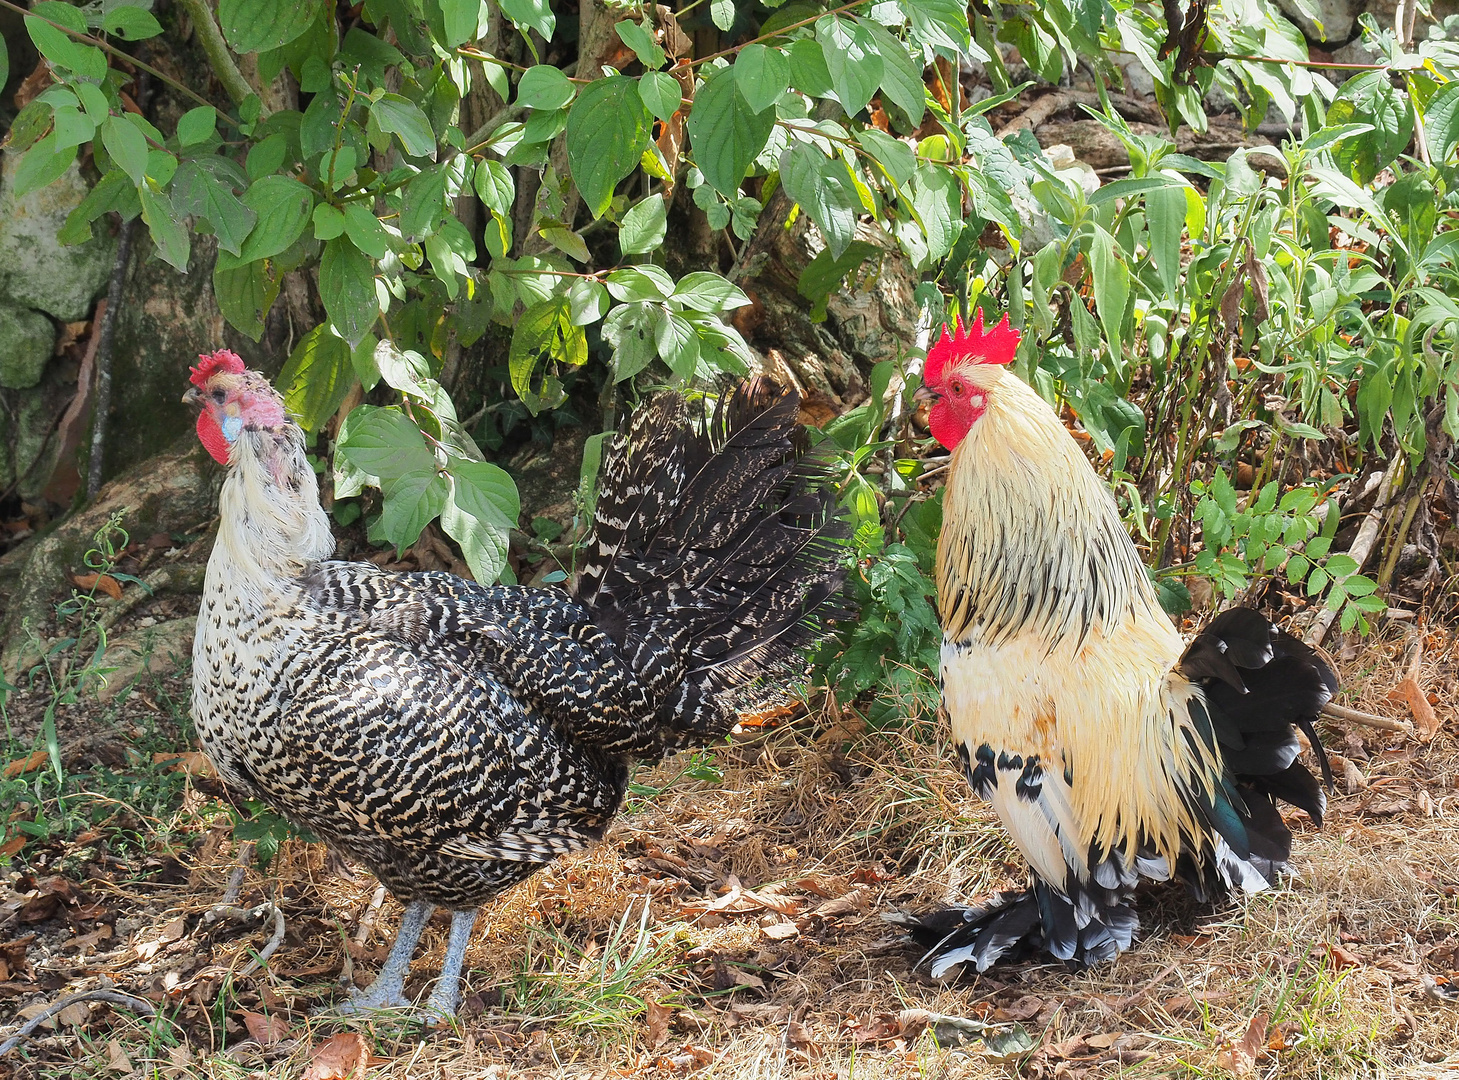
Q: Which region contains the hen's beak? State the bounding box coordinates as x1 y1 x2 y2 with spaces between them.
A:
182 386 202 407
913 384 938 405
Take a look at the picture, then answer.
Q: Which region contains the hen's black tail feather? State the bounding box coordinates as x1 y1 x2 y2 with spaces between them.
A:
575 379 848 743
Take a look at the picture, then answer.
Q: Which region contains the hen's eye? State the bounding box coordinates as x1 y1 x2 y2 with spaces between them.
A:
212 389 226 403
949 380 965 396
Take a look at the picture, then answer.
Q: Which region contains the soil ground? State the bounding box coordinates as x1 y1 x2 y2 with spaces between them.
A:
2 594 1458 1080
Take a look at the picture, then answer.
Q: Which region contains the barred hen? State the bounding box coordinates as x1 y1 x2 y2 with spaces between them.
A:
184 351 845 1016
899 313 1335 973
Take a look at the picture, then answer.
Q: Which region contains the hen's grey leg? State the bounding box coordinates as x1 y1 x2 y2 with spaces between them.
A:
342 898 434 1011
422 908 478 1019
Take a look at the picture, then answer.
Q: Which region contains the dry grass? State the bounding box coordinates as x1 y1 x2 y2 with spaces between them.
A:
5 630 1459 1079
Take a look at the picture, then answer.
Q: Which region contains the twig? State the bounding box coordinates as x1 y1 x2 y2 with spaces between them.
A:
354 883 388 949
221 840 256 905
0 990 156 1058
1321 701 1411 734
174 0 260 110
1304 456 1405 648
205 901 286 977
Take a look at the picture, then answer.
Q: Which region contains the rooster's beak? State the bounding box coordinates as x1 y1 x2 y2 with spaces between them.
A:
182 386 202 407
913 385 938 405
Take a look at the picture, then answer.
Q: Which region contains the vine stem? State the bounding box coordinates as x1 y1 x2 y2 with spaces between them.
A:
0 0 228 118
174 0 260 110
1221 52 1390 71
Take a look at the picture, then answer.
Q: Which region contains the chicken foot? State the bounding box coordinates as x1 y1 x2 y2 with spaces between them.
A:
337 900 479 1018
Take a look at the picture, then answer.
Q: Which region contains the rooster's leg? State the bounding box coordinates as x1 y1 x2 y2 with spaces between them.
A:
422 908 478 1018
342 898 434 1011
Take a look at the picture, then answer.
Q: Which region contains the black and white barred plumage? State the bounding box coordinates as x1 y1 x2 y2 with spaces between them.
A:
190 372 845 974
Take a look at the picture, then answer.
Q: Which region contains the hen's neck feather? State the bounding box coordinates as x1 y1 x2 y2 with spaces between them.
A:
937 373 1159 649
209 426 334 594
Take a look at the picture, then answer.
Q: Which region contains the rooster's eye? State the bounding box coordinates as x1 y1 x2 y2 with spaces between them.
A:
949 380 965 396
212 389 226 403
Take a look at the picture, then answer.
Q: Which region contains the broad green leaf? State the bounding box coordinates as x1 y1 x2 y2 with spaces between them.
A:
171 160 258 256
798 240 876 320
101 114 148 184
319 237 377 346
685 66 775 199
639 71 682 121
277 323 354 433
671 271 749 312
780 143 860 260
568 277 609 324
656 310 700 380
0 31 8 89
615 19 666 70
857 128 915 186
1424 82 1459 161
904 0 971 51
788 39 833 97
605 264 674 301
212 255 281 341
372 94 436 158
509 296 588 412
218 0 323 53
859 20 925 124
1146 185 1185 295
139 186 190 270
239 175 315 261
441 486 510 583
473 158 515 216
26 15 103 78
710 0 734 31
517 65 577 110
379 469 448 551
619 193 667 254
907 163 959 263
735 44 791 115
1326 70 1412 185
540 226 590 262
338 405 435 478
1089 223 1129 352
313 202 346 240
816 15 882 117
342 202 391 258
602 301 661 380
177 106 218 147
60 169 138 244
399 162 450 240
448 458 520 530
566 76 653 217
104 5 162 39
13 135 77 198
437 0 481 45
499 0 555 41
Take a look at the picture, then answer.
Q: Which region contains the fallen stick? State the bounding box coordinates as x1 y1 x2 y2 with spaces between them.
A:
0 990 156 1058
1321 701 1411 734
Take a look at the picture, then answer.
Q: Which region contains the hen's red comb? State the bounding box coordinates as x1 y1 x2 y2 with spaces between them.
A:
190 349 245 388
923 310 1020 384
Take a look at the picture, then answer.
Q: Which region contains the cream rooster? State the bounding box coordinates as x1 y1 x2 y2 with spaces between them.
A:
902 313 1336 972
184 350 845 1015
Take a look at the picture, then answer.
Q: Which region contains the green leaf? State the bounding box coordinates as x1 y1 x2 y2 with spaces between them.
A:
857 127 915 187
372 94 436 158
473 158 515 216
788 38 833 97
100 114 149 184
339 405 435 479
139 186 190 270
171 161 257 256
1326 70 1413 185
615 19 666 70
1423 82 1459 161
517 65 577 111
13 135 77 198
685 66 775 199
26 14 103 78
671 271 749 312
1325 553 1360 578
0 31 8 90
104 5 162 40
710 0 734 31
540 226 590 262
568 277 609 324
437 0 481 45
1089 223 1129 355
398 162 450 241
566 76 653 218
735 44 791 115
859 20 925 124
509 296 588 412
498 0 555 41
904 0 971 51
218 0 323 53
620 193 667 254
1145 184 1185 295
313 202 346 240
602 302 659 380
656 309 700 380
797 240 876 319
441 483 510 583
638 71 682 122
605 264 674 301
212 255 281 341
448 458 520 530
817 15 882 117
342 202 391 259
780 143 860 260
239 175 315 262
379 469 448 551
907 163 960 263
177 106 218 148
276 323 354 433
319 237 377 346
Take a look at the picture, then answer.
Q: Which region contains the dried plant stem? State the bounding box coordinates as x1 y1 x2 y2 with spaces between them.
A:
1321 701 1410 734
0 991 156 1058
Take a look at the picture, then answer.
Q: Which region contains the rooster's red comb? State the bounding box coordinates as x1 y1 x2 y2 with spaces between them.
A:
190 349 246 387
923 311 1020 385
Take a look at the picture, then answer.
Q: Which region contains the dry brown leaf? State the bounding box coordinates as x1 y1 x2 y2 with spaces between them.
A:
242 1010 293 1045
72 572 123 601
105 1039 135 1075
762 922 799 941
152 751 216 778
646 1000 674 1048
784 1019 820 1060
3 751 48 779
0 835 24 859
303 1032 372 1080
1216 1012 1268 1076
1396 675 1441 741
1327 942 1362 970
56 1000 91 1027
